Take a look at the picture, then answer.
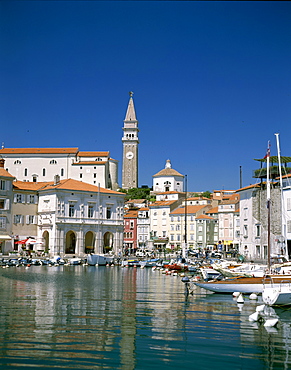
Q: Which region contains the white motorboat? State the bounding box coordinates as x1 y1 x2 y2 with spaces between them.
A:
262 279 291 306
69 257 82 265
215 263 267 278
200 267 223 281
87 254 114 266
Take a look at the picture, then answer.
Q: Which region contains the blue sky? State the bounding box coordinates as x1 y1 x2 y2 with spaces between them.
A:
1 1 290 192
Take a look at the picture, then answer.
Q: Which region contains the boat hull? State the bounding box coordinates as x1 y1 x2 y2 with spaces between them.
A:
87 254 114 266
139 258 160 268
194 276 291 294
262 286 291 306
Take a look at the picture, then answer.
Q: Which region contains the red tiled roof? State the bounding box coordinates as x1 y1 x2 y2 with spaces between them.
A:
153 168 184 177
0 168 15 178
236 183 261 192
170 205 208 215
13 181 50 191
38 178 124 195
206 206 218 214
196 215 214 220
124 210 138 218
149 200 178 207
0 147 78 154
78 151 109 157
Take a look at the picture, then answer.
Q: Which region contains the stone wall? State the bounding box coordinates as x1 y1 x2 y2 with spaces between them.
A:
252 185 282 243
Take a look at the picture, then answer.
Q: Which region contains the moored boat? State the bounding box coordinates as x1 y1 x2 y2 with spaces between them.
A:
87 254 114 266
214 263 267 278
194 275 291 294
139 258 160 268
121 259 140 267
262 279 291 306
200 267 223 281
69 257 82 265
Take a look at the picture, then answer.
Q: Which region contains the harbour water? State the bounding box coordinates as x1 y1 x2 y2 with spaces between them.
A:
0 265 291 369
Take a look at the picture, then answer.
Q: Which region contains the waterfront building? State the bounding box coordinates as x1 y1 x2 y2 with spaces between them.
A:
237 183 282 260
36 178 125 256
11 181 45 252
217 194 240 252
122 92 139 190
236 155 291 261
206 206 219 246
152 160 184 193
0 147 119 190
169 204 212 250
0 159 15 253
195 214 218 250
149 193 183 251
137 207 150 250
123 208 138 254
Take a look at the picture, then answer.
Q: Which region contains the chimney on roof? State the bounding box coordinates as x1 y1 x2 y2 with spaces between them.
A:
54 174 60 185
0 157 4 168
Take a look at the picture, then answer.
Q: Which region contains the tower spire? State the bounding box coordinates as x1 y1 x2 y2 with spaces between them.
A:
124 91 137 121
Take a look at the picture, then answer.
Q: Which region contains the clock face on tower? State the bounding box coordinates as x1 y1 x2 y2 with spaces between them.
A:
126 151 134 160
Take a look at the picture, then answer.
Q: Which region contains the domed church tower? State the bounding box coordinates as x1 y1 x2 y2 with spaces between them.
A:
152 160 184 193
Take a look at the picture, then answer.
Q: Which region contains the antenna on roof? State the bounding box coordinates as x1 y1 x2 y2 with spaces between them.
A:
1 142 4 149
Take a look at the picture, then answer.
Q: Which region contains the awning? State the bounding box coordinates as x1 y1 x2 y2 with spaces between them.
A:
15 238 39 245
0 235 12 240
15 239 29 244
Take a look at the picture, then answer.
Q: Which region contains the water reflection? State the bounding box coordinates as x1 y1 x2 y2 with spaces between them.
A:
0 266 291 369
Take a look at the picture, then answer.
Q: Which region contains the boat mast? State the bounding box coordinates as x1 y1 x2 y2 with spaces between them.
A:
266 141 271 271
275 132 287 260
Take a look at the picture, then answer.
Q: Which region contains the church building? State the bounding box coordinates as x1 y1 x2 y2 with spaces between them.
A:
152 160 184 193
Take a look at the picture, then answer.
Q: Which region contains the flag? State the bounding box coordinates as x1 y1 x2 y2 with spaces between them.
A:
264 141 271 159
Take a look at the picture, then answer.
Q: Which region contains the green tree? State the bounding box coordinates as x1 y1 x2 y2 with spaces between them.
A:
201 191 212 199
119 187 155 202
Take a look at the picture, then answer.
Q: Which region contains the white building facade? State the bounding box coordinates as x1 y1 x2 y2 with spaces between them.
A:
37 179 125 256
0 148 119 190
137 207 150 249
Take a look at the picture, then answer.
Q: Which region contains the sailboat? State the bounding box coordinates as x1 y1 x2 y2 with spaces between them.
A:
194 137 291 294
